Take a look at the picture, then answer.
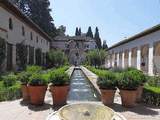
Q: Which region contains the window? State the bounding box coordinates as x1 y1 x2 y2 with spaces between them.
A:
36 36 38 43
22 26 25 36
30 32 33 40
9 18 13 30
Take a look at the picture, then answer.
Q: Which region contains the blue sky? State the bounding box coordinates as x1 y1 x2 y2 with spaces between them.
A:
50 0 160 47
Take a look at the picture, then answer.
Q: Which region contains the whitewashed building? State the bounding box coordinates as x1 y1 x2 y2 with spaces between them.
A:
107 24 160 75
0 0 51 70
51 35 97 65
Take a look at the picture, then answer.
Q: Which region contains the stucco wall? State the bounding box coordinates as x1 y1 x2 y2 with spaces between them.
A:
0 6 50 70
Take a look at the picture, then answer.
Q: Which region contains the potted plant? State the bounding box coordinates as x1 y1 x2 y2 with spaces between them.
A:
97 71 117 105
18 72 31 101
49 69 70 106
135 70 147 102
28 73 47 105
118 70 141 107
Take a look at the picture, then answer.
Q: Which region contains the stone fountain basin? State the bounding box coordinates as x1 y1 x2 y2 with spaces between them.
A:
46 103 127 120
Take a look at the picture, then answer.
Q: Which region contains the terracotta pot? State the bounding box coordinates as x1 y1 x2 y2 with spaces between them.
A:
28 85 47 105
136 85 144 102
21 85 30 101
120 89 137 107
50 85 69 106
100 89 116 105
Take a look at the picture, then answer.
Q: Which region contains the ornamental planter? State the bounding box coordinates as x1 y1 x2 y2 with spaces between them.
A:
21 85 30 101
136 85 144 102
28 85 47 105
100 89 116 105
50 85 69 106
120 90 137 107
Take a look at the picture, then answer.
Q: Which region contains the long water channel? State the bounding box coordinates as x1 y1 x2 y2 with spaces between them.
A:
67 68 100 102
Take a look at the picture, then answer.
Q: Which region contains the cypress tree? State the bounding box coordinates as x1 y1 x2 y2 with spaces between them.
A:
86 26 93 38
75 27 79 36
78 28 81 36
102 40 108 49
94 27 102 49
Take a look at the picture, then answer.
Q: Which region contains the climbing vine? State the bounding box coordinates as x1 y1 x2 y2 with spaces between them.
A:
35 48 42 65
0 37 6 70
16 42 28 70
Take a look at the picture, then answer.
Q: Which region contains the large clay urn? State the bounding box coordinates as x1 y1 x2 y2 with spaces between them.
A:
120 90 137 107
50 85 69 106
136 85 144 102
100 89 116 106
21 85 30 101
28 85 47 105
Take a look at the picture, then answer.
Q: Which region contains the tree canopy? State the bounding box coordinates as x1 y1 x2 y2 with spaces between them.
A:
10 0 57 38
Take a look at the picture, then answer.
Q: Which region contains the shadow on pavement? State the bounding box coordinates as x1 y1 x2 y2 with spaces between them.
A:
110 103 159 115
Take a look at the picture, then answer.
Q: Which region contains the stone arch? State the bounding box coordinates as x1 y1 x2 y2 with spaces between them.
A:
153 41 160 75
131 47 137 68
141 44 149 73
119 52 122 68
124 49 129 68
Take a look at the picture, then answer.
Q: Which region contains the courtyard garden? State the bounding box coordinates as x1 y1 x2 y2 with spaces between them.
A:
0 49 159 120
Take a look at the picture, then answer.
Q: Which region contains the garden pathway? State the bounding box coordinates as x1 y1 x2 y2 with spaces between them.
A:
0 67 160 120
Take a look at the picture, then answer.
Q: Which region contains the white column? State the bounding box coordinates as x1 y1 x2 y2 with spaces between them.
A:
129 49 132 67
122 52 125 68
137 46 141 70
148 43 154 75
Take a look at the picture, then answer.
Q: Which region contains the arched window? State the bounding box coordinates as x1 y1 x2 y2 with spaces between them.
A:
9 18 13 30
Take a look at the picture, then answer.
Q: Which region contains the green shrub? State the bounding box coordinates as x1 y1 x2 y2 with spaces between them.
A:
85 49 107 67
143 85 160 106
2 73 17 87
29 73 47 86
26 65 42 73
0 82 21 101
97 71 117 89
17 72 31 85
147 76 160 87
49 67 70 86
117 70 141 90
110 67 124 73
47 50 69 68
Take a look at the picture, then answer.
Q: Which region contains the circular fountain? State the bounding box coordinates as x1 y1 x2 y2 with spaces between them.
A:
46 103 126 120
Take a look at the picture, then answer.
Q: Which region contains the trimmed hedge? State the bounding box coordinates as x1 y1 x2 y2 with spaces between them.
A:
143 86 160 106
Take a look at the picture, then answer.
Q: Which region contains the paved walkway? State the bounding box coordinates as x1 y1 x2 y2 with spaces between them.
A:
0 67 160 120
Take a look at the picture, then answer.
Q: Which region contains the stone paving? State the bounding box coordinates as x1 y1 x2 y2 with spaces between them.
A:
0 67 160 120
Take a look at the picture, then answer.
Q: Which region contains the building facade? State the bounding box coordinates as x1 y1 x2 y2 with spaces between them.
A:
51 35 97 65
0 1 51 70
107 24 160 75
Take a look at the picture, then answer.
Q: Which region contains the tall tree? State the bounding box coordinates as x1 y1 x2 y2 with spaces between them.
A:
78 28 81 36
10 0 57 38
9 0 30 15
102 40 108 49
94 27 102 49
28 0 57 37
75 27 79 36
86 26 93 38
